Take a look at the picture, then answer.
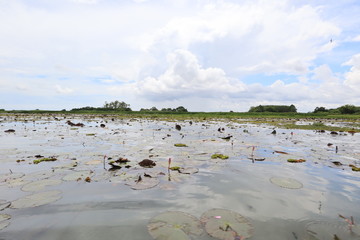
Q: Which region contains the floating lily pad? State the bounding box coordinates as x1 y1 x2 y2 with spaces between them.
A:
0 172 25 183
179 167 199 174
0 213 11 222
62 170 93 181
148 211 203 240
126 176 160 190
200 209 253 240
85 160 102 165
10 190 62 209
21 179 62 192
0 200 11 211
22 171 54 181
270 177 303 189
0 219 10 231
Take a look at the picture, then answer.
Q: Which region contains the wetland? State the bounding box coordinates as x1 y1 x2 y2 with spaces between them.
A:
0 113 360 240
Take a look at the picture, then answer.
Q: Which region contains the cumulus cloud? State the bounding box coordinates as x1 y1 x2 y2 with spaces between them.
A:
144 1 340 76
343 53 360 90
136 49 245 100
55 85 74 94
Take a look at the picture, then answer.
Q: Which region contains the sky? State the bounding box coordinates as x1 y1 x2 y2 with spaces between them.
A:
1 0 360 112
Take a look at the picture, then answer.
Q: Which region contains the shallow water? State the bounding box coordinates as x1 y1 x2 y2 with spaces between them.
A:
1 115 360 240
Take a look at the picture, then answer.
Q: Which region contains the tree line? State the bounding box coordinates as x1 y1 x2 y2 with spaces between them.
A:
70 100 188 113
248 105 297 113
313 104 360 114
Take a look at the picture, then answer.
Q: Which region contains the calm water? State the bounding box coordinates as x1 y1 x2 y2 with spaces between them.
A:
1 115 360 240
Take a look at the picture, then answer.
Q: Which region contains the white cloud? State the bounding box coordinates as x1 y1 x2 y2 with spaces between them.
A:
343 53 360 90
136 49 245 100
55 85 74 94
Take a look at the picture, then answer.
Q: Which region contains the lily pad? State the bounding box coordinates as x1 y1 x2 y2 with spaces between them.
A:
21 179 62 192
0 172 25 183
126 176 160 190
211 154 229 160
200 209 253 240
0 213 11 222
10 190 62 209
179 167 199 174
0 200 11 211
270 177 303 189
0 220 10 231
148 211 203 240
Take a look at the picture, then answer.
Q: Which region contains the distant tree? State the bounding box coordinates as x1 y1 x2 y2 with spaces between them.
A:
175 106 188 112
103 100 131 111
313 106 327 113
338 104 356 114
248 105 297 113
150 106 159 111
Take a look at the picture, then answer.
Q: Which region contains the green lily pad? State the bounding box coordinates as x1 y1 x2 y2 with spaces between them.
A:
0 200 11 211
200 209 253 240
10 190 62 209
21 179 62 192
148 211 203 240
270 177 303 189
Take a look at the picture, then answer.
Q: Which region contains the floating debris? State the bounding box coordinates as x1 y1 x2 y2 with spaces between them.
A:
175 124 182 131
274 151 288 155
211 154 229 160
270 177 303 189
220 136 232 140
169 166 181 171
4 129 15 133
10 190 62 209
139 159 156 168
148 211 203 240
200 208 253 240
66 120 84 127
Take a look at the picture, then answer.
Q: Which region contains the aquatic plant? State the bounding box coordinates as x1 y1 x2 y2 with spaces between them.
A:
33 157 57 164
211 154 229 159
287 159 306 163
174 143 188 147
147 211 203 240
200 209 253 240
169 166 181 171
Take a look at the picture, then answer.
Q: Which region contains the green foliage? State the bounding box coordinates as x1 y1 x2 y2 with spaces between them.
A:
33 157 57 164
338 104 359 114
211 154 229 159
103 100 131 111
174 143 188 147
248 104 297 113
313 106 328 113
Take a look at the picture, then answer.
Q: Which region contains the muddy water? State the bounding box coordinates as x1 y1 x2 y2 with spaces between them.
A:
0 115 360 240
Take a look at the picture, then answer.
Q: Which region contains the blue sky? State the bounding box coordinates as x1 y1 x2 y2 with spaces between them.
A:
1 0 360 112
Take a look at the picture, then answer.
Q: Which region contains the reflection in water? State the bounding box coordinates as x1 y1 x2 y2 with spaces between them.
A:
0 115 360 239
